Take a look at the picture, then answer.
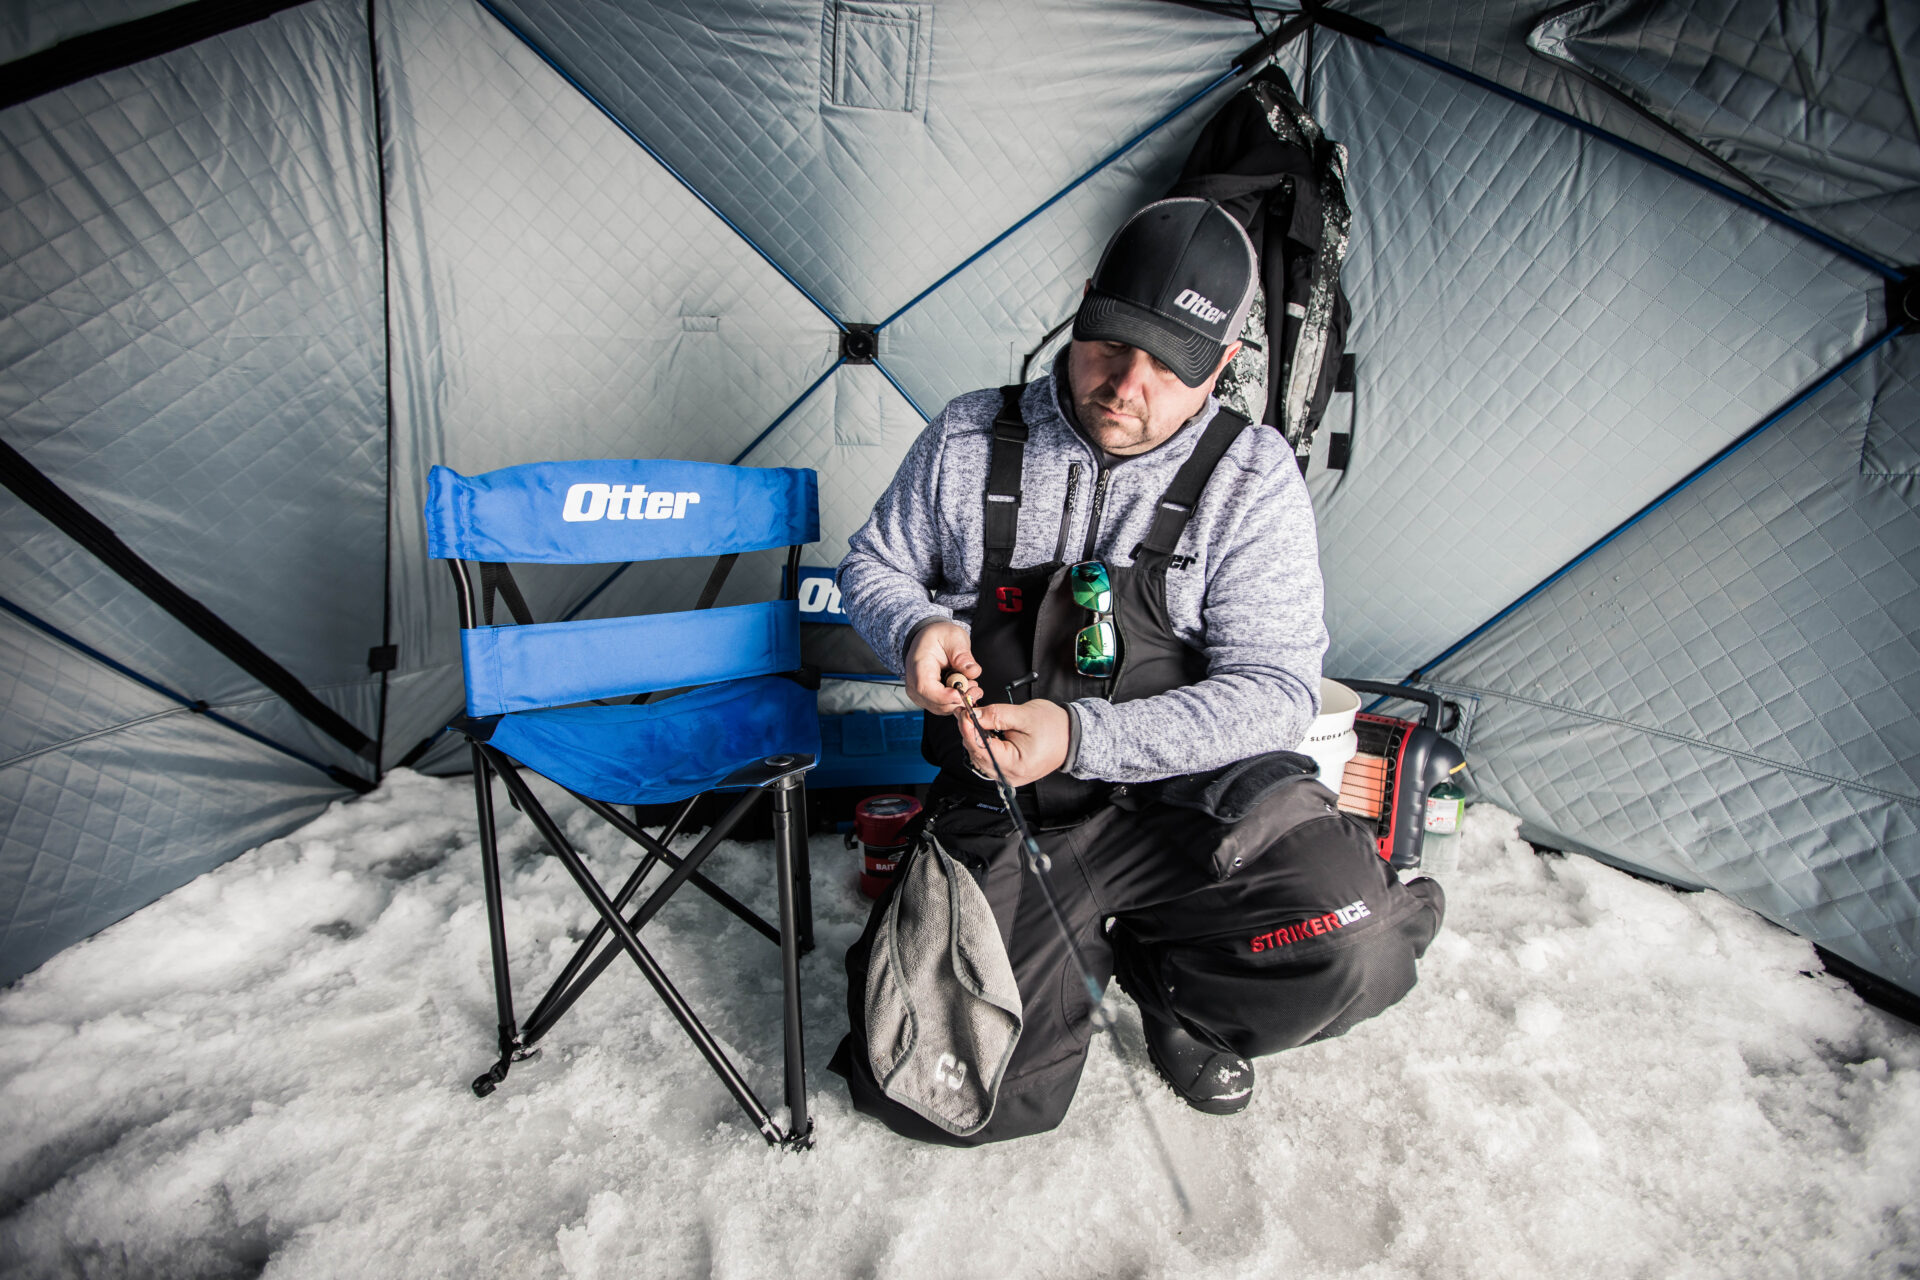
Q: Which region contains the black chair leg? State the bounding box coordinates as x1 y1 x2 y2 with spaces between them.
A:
483 746 788 1144
772 774 812 1146
470 744 523 1097
792 781 815 955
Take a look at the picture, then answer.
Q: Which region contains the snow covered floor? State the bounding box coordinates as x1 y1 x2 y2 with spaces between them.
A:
2 771 1916 1279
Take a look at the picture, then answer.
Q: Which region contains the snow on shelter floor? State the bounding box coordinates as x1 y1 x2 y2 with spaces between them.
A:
2 771 1916 1279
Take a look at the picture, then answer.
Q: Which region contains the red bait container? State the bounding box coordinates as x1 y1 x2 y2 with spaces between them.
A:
852 794 922 898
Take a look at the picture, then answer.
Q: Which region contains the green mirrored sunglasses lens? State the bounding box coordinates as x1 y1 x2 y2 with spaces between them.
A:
1075 620 1116 676
1070 562 1112 612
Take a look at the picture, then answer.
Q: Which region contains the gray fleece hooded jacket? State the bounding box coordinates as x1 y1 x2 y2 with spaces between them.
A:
838 360 1328 783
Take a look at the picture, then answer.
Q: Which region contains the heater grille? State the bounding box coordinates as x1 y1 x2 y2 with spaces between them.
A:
1338 713 1410 859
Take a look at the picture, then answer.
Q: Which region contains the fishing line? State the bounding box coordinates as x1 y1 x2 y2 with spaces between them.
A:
946 673 1194 1219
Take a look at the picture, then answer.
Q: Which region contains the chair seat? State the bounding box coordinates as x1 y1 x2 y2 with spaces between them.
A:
468 676 820 805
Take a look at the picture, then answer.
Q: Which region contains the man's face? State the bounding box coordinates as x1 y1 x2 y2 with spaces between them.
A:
1066 337 1239 456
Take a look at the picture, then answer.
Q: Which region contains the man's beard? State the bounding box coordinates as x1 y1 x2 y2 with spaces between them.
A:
1077 389 1148 442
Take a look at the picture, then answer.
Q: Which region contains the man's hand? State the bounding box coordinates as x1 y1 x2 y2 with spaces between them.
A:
958 698 1070 789
905 620 980 716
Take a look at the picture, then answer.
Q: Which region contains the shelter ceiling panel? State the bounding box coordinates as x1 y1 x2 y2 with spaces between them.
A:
876 104 1209 432
0 0 389 698
1529 0 1920 265
1310 34 1877 679
1337 0 1795 208
1436 343 1920 993
483 0 1251 322
0 0 192 65
376 0 842 748
0 659 342 985
741 365 928 572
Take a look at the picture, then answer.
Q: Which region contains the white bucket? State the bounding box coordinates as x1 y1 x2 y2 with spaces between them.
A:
1297 678 1361 787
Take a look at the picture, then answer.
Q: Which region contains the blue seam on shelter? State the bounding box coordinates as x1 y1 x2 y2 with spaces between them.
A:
472 0 847 328
0 595 366 790
729 359 847 466
872 357 931 422
1405 325 1903 686
1366 33 1906 284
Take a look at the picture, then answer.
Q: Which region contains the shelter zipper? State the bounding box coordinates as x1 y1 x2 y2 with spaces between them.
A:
1054 463 1083 563
1081 469 1112 563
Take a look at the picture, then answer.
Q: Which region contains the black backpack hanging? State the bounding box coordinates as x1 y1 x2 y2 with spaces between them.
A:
1167 65 1353 463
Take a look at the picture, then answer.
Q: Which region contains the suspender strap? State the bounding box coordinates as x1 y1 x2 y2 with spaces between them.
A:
479 562 534 626
983 384 1027 570
1136 408 1250 557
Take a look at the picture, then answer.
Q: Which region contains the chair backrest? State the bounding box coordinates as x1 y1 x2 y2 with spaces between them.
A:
427 459 816 564
427 460 819 716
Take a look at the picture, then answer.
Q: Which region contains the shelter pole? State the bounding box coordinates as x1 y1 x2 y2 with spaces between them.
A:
726 358 848 467
1406 325 1904 684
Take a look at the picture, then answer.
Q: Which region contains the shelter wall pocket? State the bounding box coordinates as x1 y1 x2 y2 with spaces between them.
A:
822 1 930 113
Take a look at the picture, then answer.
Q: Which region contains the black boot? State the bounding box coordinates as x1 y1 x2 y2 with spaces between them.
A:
1141 1014 1254 1115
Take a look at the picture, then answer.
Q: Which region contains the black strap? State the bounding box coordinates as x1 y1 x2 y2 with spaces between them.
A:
0 435 374 758
1 0 314 112
983 385 1027 569
478 562 534 627
1136 408 1250 557
696 553 739 611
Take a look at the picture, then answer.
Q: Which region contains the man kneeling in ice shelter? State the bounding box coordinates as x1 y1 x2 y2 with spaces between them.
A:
828 198 1445 1143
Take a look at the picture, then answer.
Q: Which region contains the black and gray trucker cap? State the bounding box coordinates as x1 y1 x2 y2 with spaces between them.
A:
1073 198 1257 388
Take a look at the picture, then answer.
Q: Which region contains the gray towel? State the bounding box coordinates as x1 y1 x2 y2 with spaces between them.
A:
864 834 1023 1136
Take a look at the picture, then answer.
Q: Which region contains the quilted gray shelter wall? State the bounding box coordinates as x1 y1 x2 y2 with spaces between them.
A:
2 0 388 981
1310 0 1919 991
1431 337 1919 989
1 0 1915 994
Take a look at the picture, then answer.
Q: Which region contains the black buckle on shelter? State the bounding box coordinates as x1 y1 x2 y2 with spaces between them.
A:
839 324 879 363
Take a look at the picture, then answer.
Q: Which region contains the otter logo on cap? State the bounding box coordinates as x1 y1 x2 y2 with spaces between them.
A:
1173 289 1228 325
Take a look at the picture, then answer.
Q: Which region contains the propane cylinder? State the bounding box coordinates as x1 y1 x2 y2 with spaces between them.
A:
852 794 922 898
1422 765 1468 874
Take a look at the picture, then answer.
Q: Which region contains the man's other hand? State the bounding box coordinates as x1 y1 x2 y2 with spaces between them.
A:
958 699 1070 789
905 620 980 715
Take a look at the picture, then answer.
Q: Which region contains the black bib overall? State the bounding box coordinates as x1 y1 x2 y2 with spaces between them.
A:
919 385 1241 820
832 386 1446 1146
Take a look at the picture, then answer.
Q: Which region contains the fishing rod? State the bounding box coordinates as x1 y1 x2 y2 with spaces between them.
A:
946 673 1193 1218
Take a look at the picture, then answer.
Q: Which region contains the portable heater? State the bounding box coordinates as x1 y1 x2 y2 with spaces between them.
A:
1330 680 1466 872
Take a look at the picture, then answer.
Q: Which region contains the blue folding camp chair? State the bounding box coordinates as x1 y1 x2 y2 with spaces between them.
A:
428 458 820 1147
